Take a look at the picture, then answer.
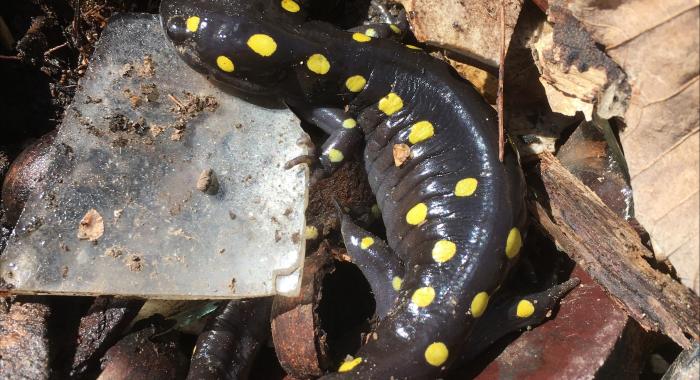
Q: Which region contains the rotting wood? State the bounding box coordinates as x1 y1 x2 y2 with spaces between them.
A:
527 152 699 349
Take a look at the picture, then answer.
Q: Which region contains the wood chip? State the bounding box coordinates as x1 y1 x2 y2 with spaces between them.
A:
393 144 411 166
77 209 104 241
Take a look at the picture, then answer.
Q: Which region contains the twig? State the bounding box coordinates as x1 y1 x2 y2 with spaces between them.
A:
167 93 185 110
44 42 69 57
0 55 20 61
497 0 506 162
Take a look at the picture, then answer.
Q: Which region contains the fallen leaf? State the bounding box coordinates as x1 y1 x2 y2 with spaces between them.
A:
530 7 630 120
552 0 700 292
397 0 523 67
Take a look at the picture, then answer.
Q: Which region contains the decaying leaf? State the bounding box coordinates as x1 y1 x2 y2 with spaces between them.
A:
530 6 630 120
548 0 700 292
77 209 104 241
397 0 523 67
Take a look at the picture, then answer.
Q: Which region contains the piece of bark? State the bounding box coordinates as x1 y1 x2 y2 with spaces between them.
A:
97 325 189 380
551 0 700 285
530 6 630 120
271 248 335 378
71 297 145 379
397 0 523 67
527 152 699 349
500 3 583 156
0 297 51 380
556 0 700 294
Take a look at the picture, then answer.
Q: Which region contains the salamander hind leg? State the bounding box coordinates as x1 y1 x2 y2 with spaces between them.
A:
338 209 404 319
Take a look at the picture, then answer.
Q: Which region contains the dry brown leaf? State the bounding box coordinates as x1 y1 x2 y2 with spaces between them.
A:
397 0 523 67
554 0 700 292
77 209 104 241
530 7 630 120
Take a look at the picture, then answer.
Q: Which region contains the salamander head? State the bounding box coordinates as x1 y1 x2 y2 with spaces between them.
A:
160 0 297 96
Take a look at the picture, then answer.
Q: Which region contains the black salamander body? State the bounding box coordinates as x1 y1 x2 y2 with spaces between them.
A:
160 1 573 378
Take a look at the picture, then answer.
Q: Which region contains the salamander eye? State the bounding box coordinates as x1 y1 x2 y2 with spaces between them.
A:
165 16 190 43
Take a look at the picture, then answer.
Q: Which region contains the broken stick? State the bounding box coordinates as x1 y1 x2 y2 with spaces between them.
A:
527 152 699 349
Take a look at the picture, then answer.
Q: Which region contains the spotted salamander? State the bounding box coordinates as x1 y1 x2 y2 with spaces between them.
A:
160 1 577 378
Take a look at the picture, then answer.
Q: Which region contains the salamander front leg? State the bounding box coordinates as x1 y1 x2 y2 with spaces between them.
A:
287 106 364 176
457 278 581 363
338 210 404 319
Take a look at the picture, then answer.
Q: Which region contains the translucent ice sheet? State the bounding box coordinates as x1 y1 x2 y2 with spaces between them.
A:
0 14 309 298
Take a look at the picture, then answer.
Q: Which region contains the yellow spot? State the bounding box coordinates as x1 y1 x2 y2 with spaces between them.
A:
342 118 357 129
455 178 478 197
304 225 318 240
371 204 381 217
360 236 374 249
280 0 300 13
352 32 372 42
345 75 367 92
378 92 403 115
406 44 422 50
338 357 362 372
405 202 427 225
327 149 344 163
424 342 449 367
306 53 330 74
516 299 535 318
186 16 201 33
470 292 489 318
411 286 435 307
216 56 235 72
247 34 277 57
390 24 401 34
408 121 434 144
505 227 522 259
392 276 402 291
365 28 378 37
432 240 456 263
